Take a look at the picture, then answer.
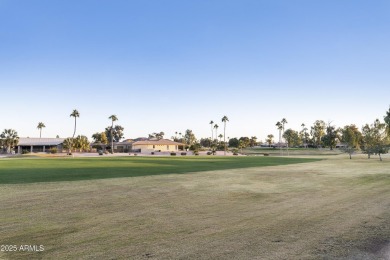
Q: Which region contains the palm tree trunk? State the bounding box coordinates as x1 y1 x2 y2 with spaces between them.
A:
211 126 213 147
73 118 77 138
71 118 77 154
111 121 114 154
40 129 42 138
224 123 226 156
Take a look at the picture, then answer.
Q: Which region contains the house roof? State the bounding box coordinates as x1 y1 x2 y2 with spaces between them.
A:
18 138 65 146
132 139 183 146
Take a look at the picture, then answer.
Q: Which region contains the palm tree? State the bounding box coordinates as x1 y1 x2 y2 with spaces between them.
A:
221 116 229 155
301 123 308 148
70 109 80 139
0 129 19 154
213 124 219 143
37 122 46 138
276 121 282 154
281 118 288 155
109 115 118 154
266 134 274 147
218 134 223 142
69 109 80 154
209 120 214 147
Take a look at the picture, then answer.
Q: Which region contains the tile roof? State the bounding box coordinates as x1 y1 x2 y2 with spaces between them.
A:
132 139 183 146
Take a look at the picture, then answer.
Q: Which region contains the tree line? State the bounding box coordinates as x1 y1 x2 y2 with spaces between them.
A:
1 108 390 160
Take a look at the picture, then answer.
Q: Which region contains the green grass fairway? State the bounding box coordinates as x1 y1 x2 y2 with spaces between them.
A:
0 155 389 259
0 156 319 184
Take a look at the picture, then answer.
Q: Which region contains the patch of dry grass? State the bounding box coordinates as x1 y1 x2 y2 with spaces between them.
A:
0 155 389 259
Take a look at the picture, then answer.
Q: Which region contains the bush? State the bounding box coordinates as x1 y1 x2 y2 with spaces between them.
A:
181 152 186 156
233 152 238 156
170 152 176 156
22 150 29 154
151 152 155 155
98 150 104 155
206 151 212 155
49 147 58 154
194 152 199 156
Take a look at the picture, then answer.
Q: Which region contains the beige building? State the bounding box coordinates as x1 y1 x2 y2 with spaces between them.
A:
132 139 183 153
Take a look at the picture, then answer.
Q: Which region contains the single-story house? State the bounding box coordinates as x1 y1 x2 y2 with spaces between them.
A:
17 138 65 154
132 139 184 153
113 140 134 153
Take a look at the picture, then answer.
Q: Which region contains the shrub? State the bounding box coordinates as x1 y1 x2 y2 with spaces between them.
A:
22 150 29 154
181 152 186 156
151 152 155 155
206 151 212 155
194 152 199 156
170 152 176 156
233 152 238 156
49 147 58 154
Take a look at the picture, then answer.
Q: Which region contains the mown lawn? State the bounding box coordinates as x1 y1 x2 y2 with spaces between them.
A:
0 155 389 259
0 156 319 184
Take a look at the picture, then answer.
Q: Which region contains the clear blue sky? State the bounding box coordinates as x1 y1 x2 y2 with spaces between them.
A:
1 0 389 141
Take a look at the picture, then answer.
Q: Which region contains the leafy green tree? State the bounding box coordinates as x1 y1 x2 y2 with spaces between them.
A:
218 134 223 142
92 132 108 144
184 129 197 146
228 137 239 148
37 122 45 138
105 125 124 143
239 137 250 148
149 131 165 140
362 119 388 160
266 134 274 147
340 124 361 159
200 138 212 147
249 136 257 147
222 115 229 155
0 129 19 153
311 120 326 147
238 140 246 153
91 132 108 151
283 129 300 147
341 124 362 149
322 123 339 150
